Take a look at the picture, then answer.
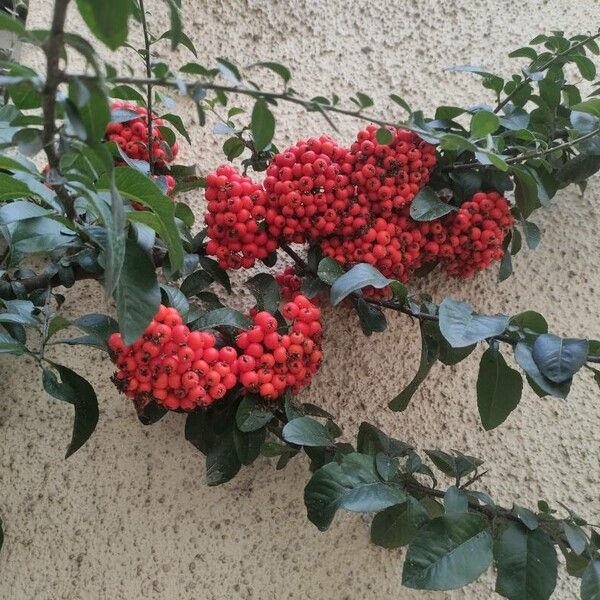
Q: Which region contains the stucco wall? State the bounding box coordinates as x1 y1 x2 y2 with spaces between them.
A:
1 1 599 598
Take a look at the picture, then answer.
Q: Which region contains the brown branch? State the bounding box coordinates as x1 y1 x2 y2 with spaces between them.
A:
41 0 77 219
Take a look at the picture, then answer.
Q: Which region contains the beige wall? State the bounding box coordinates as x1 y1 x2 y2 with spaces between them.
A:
1 1 599 598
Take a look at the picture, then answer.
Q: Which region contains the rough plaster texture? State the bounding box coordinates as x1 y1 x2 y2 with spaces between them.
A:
1 1 599 598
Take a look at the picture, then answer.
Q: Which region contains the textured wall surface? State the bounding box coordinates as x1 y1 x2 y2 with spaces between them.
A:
1 1 599 599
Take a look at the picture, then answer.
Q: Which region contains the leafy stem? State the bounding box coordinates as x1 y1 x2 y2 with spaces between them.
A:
138 0 154 175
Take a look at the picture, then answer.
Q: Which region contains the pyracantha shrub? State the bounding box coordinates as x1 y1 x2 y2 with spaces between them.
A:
109 305 239 411
204 165 279 269
235 295 323 399
105 101 179 167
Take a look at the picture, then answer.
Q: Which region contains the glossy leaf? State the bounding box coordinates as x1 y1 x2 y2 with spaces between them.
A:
330 263 392 305
531 334 588 383
410 188 455 221
283 417 334 447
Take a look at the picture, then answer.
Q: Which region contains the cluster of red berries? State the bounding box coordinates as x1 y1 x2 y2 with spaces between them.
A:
274 266 319 303
235 296 323 400
204 165 278 269
263 136 351 243
109 305 238 411
105 101 179 167
440 191 514 277
203 124 514 282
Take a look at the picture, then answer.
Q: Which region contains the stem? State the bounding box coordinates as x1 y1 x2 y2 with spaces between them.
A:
494 31 600 114
138 0 154 175
41 0 77 219
449 127 600 171
278 244 600 365
60 73 408 131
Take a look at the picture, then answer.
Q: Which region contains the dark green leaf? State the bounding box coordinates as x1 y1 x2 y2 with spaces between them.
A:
191 308 252 331
402 513 493 590
356 422 412 458
42 364 99 458
425 449 483 479
410 188 455 221
71 313 119 352
390 94 412 114
581 560 600 600
375 128 394 144
562 522 587 555
389 324 439 411
317 257 345 285
205 429 241 486
571 54 596 81
371 498 429 548
304 452 406 530
510 311 548 334
514 342 571 399
470 110 500 138
249 61 291 83
494 523 557 600
160 284 189 317
330 263 391 306
444 486 468 514
557 154 600 184
513 504 539 530
439 298 509 348
477 348 523 430
159 113 191 144
355 298 387 335
282 416 334 447
531 334 588 383
180 270 213 297
75 0 131 50
251 99 275 151
233 426 266 465
236 395 273 432
115 238 161 345
246 273 280 313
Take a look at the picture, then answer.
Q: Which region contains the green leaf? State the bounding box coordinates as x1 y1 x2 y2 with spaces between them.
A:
389 324 439 411
158 29 197 57
75 0 131 51
249 61 291 83
510 311 548 334
246 273 280 313
523 221 541 250
470 110 500 138
115 238 161 345
439 298 509 348
0 10 28 36
0 332 27 354
180 270 213 297
282 416 334 447
409 188 455 221
197 257 231 293
159 113 191 144
160 284 189 317
356 422 412 457
71 313 119 352
513 504 539 530
444 486 468 514
317 257 345 285
425 449 483 479
42 365 99 458
572 99 600 118
390 94 412 114
0 173 31 201
236 395 273 432
191 308 252 331
570 54 596 81
581 560 600 600
205 429 241 486
216 57 241 84
251 99 275 151
375 128 394 144
234 426 266 465
562 522 587 555
402 513 493 590
355 298 387 335
477 348 523 430
557 154 600 184
99 167 183 272
0 200 50 224
330 263 392 306
494 523 558 600
514 342 571 399
531 334 588 383
304 452 406 531
371 498 429 548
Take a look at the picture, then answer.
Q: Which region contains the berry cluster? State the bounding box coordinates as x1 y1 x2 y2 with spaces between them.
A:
274 266 319 303
105 101 179 167
204 165 278 269
235 296 323 400
440 191 514 277
263 136 351 243
109 305 238 411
